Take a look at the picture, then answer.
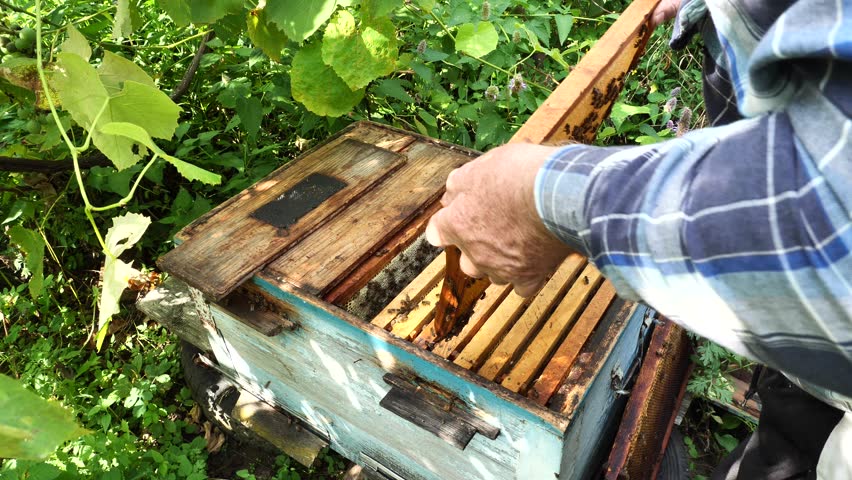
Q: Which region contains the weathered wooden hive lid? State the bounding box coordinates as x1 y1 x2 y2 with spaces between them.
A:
157 121 476 302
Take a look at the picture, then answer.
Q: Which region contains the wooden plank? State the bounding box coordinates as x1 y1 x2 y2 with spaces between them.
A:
231 390 329 467
476 255 586 382
173 122 415 244
136 277 211 351
371 252 445 330
389 281 442 340
383 374 500 440
528 282 617 405
419 284 511 355
323 200 442 305
220 292 296 337
158 138 406 300
719 374 761 422
452 292 530 371
379 383 478 450
501 264 604 393
264 142 470 295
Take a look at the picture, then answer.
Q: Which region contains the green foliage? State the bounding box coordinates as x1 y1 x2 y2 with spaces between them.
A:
52 48 181 169
291 42 365 117
687 336 753 404
99 122 221 185
246 9 288 62
455 21 498 58
0 282 210 479
97 212 150 349
7 226 44 299
322 11 398 90
0 374 88 460
266 0 338 42
362 0 403 19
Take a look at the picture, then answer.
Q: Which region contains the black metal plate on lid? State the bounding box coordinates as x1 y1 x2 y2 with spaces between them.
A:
251 172 347 229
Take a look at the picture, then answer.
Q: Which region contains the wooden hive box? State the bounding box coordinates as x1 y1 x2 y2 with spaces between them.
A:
140 1 664 478
145 121 654 480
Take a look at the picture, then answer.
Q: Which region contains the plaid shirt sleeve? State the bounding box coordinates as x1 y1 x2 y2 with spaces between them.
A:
534 0 852 405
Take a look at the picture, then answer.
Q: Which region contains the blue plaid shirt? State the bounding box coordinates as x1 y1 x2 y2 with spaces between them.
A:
535 0 852 407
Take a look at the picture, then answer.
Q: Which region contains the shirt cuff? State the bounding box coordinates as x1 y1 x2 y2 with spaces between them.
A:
533 144 594 256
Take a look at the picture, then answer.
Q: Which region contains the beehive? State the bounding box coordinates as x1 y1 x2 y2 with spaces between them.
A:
151 121 652 480
147 1 662 477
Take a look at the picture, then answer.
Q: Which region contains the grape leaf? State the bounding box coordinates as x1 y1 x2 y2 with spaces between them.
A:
266 0 337 42
106 81 180 139
246 8 288 61
322 11 397 90
53 53 181 170
98 51 156 94
156 0 242 25
7 226 44 299
291 42 364 116
105 212 150 258
100 122 222 185
97 212 151 349
0 375 88 460
235 96 262 139
189 0 243 24
361 0 402 18
53 53 107 126
61 25 91 61
455 21 498 58
0 58 43 107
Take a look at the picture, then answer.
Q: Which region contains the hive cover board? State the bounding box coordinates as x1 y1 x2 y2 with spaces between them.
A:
158 122 471 301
